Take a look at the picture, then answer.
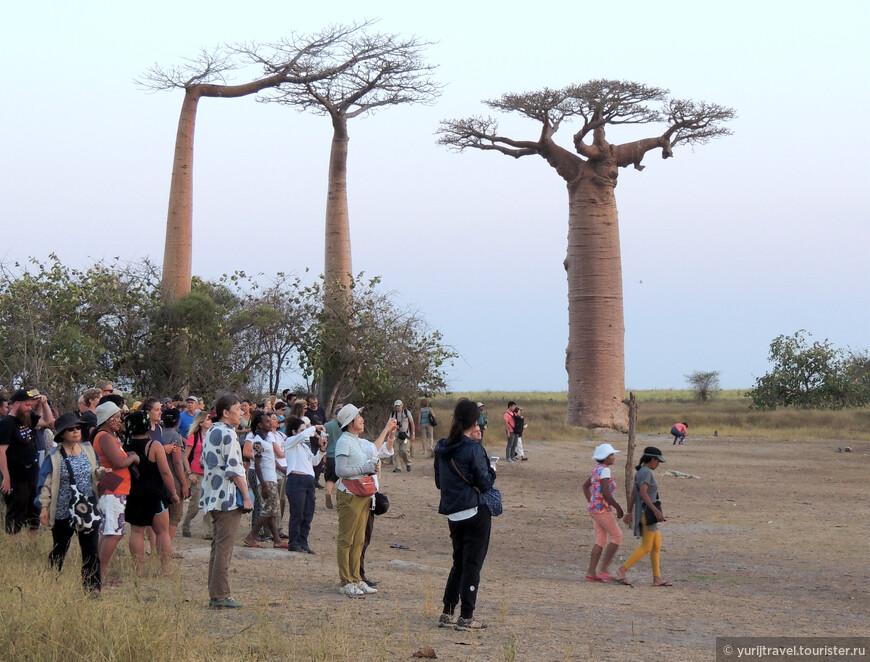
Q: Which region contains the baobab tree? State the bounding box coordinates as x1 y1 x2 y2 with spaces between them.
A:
263 29 440 405
139 23 377 301
439 81 735 430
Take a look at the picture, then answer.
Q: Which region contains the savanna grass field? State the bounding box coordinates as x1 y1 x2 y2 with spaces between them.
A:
2 391 868 661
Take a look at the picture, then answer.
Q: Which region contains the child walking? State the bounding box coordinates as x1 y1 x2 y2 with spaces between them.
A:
582 443 624 582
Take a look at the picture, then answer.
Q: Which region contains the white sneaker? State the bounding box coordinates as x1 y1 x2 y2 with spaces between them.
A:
340 582 364 597
357 581 378 594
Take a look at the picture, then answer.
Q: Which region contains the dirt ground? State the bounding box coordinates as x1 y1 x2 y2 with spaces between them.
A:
168 433 870 661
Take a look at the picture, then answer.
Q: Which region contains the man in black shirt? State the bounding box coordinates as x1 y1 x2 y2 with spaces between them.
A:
0 388 55 534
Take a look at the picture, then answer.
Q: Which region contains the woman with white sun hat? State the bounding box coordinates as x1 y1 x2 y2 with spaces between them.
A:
582 443 624 582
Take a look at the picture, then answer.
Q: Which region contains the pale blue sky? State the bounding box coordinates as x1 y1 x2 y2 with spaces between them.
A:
2 1 868 392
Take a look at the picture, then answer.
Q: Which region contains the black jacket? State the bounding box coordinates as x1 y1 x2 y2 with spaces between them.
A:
433 435 495 515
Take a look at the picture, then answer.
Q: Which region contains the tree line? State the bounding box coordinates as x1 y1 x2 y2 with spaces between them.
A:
0 256 454 418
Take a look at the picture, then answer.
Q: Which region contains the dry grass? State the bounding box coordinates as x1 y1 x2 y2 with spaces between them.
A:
433 390 870 442
0 536 192 661
4 389 869 660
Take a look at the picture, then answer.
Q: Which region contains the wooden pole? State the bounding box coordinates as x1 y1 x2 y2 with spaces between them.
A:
623 392 637 505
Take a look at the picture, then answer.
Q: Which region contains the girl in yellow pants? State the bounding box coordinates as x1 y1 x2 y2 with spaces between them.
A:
617 446 672 587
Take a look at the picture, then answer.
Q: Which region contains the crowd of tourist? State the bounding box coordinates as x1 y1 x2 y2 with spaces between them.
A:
0 385 479 612
0 383 668 631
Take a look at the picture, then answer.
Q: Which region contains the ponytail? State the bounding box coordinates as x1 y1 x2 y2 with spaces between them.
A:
447 398 479 446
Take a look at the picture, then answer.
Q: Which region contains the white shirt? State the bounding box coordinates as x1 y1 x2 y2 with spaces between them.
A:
284 426 325 476
246 431 278 483
270 430 287 471
360 437 393 491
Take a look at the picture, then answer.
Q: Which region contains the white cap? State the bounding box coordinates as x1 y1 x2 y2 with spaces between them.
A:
187 395 198 401
96 402 121 427
592 443 620 461
337 404 363 428
477 402 485 408
393 399 403 406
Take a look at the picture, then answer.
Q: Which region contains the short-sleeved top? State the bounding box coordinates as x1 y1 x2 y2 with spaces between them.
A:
248 432 278 483
178 410 196 437
633 465 660 534
186 431 205 475
512 413 525 436
420 407 432 426
325 420 342 458
163 428 186 453
504 411 515 434
0 412 42 475
200 421 245 513
588 463 616 513
93 430 131 495
391 409 412 433
307 406 327 426
56 450 96 520
178 409 196 437
360 437 392 492
270 430 287 471
672 423 687 435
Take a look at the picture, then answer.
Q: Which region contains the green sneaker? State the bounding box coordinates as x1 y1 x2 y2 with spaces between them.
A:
209 597 243 609
454 617 487 631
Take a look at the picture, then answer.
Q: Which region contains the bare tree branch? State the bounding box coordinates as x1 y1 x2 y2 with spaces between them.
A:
263 30 442 119
437 116 538 157
485 87 579 137
568 79 667 152
136 47 237 91
662 98 736 153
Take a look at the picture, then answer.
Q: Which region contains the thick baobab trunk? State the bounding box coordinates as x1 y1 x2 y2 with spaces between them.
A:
320 121 353 402
161 91 199 301
564 172 628 431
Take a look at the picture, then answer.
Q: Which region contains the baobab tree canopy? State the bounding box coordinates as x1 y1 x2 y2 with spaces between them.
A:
139 23 383 301
439 80 735 431
258 28 441 409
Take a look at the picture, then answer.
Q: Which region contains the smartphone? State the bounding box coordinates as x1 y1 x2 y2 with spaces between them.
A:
489 456 499 464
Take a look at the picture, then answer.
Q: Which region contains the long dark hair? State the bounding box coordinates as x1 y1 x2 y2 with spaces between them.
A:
635 446 664 471
285 417 305 436
447 398 479 446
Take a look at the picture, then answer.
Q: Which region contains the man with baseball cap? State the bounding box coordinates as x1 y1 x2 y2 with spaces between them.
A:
0 388 55 534
389 400 415 473
178 396 199 437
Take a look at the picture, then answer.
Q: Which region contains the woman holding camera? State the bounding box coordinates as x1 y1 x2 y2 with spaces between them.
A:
283 416 327 553
333 404 397 597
